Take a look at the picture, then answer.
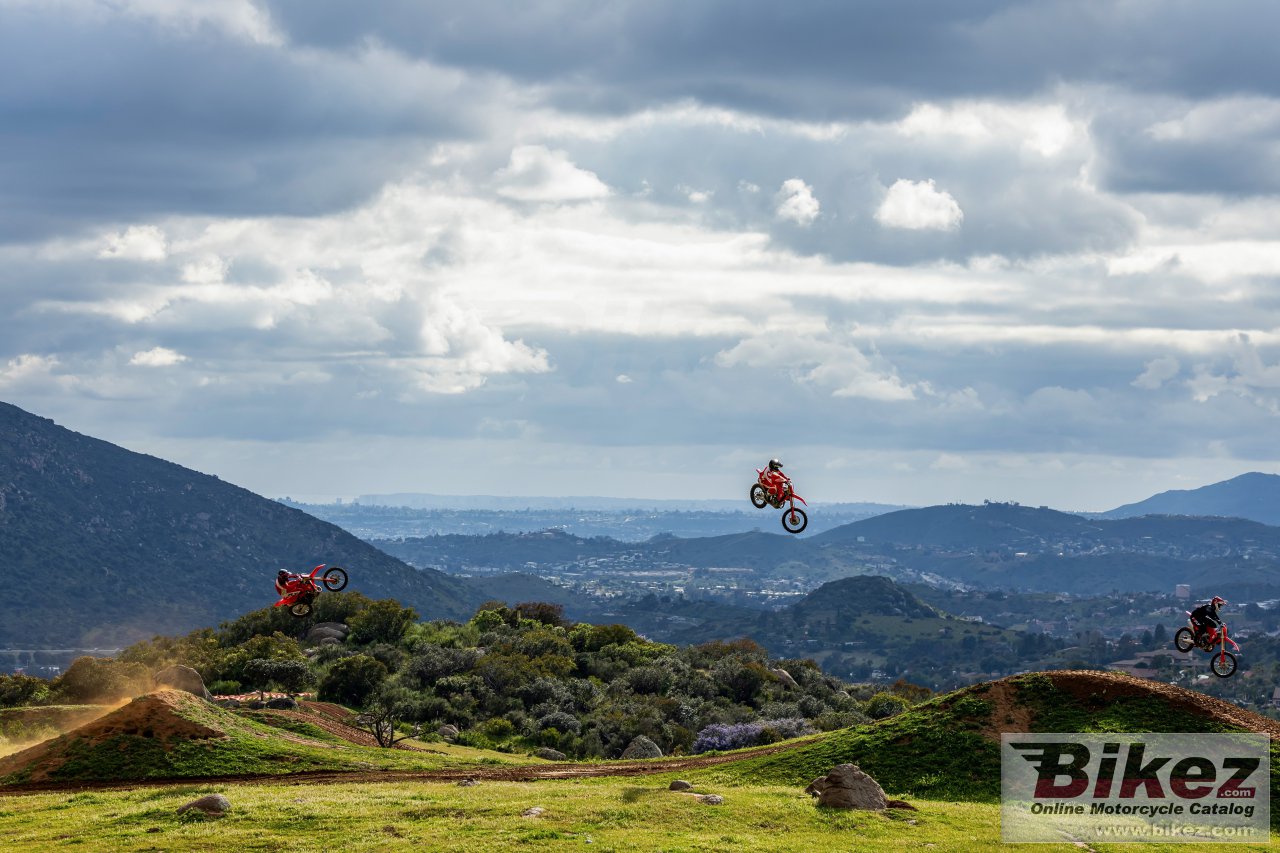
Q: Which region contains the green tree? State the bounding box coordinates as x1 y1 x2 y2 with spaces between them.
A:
52 657 150 704
318 655 388 707
348 599 418 645
243 659 315 697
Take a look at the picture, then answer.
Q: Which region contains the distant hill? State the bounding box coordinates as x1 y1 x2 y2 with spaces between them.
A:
1102 472 1280 525
0 400 479 646
812 502 1280 594
813 502 1096 549
642 575 1028 680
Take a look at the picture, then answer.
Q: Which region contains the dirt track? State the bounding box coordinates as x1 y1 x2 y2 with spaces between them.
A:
0 739 807 796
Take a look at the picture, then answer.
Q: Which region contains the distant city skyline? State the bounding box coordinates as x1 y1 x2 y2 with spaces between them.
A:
2 2 1279 511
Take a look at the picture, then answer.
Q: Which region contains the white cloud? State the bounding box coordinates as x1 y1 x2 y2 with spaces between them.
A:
1132 356 1180 389
616 374 633 384
494 145 610 203
129 346 187 367
677 184 713 203
897 102 1081 157
774 178 820 226
0 353 60 388
1186 336 1280 410
98 225 168 261
875 179 964 231
1 0 285 46
714 332 917 401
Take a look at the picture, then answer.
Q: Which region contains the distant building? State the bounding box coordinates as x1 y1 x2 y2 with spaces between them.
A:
1175 584 1191 600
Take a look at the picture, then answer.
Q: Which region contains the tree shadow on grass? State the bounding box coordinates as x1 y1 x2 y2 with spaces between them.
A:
620 786 666 803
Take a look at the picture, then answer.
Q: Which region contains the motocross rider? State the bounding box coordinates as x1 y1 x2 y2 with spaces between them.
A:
1189 596 1226 642
761 458 791 503
276 569 305 596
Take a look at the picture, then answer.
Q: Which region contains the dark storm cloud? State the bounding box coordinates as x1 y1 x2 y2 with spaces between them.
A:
0 8 477 241
263 0 1280 118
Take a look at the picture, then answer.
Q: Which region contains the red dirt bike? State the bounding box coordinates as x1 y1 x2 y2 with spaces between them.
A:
1174 612 1240 678
274 565 349 617
750 468 809 534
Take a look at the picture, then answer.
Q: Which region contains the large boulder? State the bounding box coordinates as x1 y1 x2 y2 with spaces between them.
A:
266 696 298 710
153 665 212 701
806 764 888 810
437 724 460 741
534 747 567 761
770 668 800 689
621 736 663 759
306 623 349 645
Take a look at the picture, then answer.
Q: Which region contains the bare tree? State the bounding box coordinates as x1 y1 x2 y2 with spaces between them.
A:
354 684 420 748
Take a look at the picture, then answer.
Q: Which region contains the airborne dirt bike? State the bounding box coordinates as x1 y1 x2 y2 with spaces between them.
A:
274 564 349 617
750 468 809 534
1174 612 1240 678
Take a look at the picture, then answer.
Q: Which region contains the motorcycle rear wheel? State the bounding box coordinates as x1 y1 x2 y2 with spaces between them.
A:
1210 652 1237 678
323 566 349 591
1173 627 1195 653
750 484 768 509
290 602 313 618
781 507 808 534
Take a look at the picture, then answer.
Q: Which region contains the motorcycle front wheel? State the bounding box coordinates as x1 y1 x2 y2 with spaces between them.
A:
290 602 313 618
1210 652 1237 678
781 507 808 534
1173 627 1195 653
750 484 768 509
323 566 349 591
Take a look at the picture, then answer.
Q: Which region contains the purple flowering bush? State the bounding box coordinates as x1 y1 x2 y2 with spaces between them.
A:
692 718 816 753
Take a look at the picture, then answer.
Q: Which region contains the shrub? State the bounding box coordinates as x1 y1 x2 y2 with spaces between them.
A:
0 674 50 707
692 718 815 753
863 692 912 719
536 710 582 735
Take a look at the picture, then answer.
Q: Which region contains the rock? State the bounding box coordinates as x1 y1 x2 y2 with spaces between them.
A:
214 698 241 709
306 625 348 645
457 778 478 787
437 724 460 741
266 697 298 710
153 665 212 701
886 799 918 811
807 764 888 811
770 668 800 689
697 794 724 805
534 747 567 761
313 621 350 635
319 637 341 646
246 699 265 710
521 806 545 817
620 735 663 759
669 780 693 791
176 794 231 817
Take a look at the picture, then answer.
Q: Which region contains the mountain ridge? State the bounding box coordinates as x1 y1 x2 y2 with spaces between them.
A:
0 400 479 646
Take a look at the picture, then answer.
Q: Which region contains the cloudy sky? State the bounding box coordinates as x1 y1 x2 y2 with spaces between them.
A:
2 0 1279 510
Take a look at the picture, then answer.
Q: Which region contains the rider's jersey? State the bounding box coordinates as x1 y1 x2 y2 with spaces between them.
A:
1190 602 1221 629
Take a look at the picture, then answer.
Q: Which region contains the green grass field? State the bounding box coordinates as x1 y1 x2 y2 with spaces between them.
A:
0 774 1272 852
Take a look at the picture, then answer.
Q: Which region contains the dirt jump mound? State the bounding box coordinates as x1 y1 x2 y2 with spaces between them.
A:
0 690 226 785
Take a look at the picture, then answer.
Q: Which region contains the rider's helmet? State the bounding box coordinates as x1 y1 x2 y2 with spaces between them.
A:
277 569 290 584
1211 595 1226 608
768 458 784 471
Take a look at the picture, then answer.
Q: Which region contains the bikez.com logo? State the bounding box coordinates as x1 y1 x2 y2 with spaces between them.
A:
1012 740 1259 815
